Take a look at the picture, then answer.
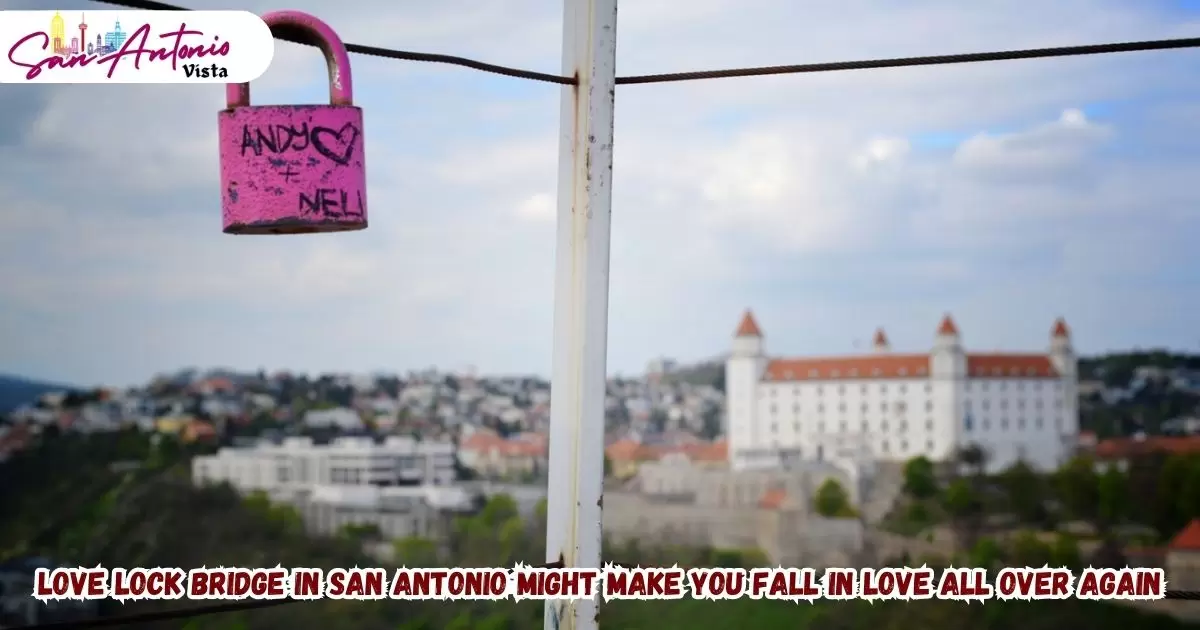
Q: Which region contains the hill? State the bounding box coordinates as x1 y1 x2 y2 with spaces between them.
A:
2 430 1197 630
0 374 73 413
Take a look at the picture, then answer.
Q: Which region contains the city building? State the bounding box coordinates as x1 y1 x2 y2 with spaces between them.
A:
191 435 458 497
725 310 1078 473
50 12 65 55
289 484 475 541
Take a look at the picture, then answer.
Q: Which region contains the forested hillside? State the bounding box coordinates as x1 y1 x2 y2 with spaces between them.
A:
2 430 1196 629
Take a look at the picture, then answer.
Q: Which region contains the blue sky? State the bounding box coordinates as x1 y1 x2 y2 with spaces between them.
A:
2 0 1200 386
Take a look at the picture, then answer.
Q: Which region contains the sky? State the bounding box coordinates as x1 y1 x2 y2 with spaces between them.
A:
2 0 1200 387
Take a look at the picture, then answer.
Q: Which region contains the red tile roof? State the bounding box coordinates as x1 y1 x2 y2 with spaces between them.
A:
766 355 931 381
966 354 1058 378
764 352 1057 382
937 314 959 336
1052 318 1071 338
1095 436 1200 460
1169 519 1200 551
735 311 762 337
759 488 787 510
462 432 546 458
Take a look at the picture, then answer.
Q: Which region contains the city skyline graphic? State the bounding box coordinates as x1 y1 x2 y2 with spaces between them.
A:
48 10 128 58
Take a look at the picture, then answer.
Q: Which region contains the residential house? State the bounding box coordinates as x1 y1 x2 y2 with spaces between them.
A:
1093 435 1200 472
1167 519 1200 591
458 430 547 480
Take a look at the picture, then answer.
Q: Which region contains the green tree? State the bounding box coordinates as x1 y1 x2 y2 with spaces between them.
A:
1097 466 1129 528
902 456 938 500
1050 533 1083 569
1156 454 1191 534
1009 530 1052 567
393 536 439 567
1000 460 1045 526
700 406 723 440
1056 455 1101 528
814 479 854 517
942 478 982 551
967 536 1004 570
1178 456 1200 527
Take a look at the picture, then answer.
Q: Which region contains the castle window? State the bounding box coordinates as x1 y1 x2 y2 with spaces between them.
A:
918 368 928 376
899 384 908 393
809 369 819 377
881 440 889 453
899 368 908 376
1000 418 1009 430
838 385 846 394
880 384 888 393
838 403 846 412
926 439 934 451
872 368 882 376
925 419 933 431
860 384 868 394
1035 417 1043 429
964 415 973 431
861 403 868 412
925 384 932 393
1018 417 1026 430
901 440 908 452
793 403 800 413
831 370 840 377
784 370 794 379
983 419 991 430
925 401 933 412
770 404 777 414
849 369 858 377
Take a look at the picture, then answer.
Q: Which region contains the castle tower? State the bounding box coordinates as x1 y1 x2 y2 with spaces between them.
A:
1048 317 1079 447
930 314 967 459
726 310 767 470
872 328 890 353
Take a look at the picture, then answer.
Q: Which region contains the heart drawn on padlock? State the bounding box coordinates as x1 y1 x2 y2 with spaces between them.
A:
311 122 360 166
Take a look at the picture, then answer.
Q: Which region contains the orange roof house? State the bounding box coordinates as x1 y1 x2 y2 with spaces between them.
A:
1169 519 1200 551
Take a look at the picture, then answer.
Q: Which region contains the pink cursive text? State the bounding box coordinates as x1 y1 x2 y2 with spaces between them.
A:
7 22 230 80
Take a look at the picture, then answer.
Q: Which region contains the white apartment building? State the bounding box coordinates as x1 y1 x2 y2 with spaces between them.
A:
191 435 457 497
293 484 476 540
726 311 1078 474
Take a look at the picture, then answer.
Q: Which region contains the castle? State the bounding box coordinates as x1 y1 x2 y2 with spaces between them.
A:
724 311 1079 474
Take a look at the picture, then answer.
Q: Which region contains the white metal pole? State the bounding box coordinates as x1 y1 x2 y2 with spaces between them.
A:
544 0 618 628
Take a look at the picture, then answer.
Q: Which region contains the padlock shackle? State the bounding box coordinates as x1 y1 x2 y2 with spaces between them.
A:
226 10 354 110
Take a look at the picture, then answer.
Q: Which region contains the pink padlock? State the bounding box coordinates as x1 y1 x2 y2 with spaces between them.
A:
218 11 367 234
